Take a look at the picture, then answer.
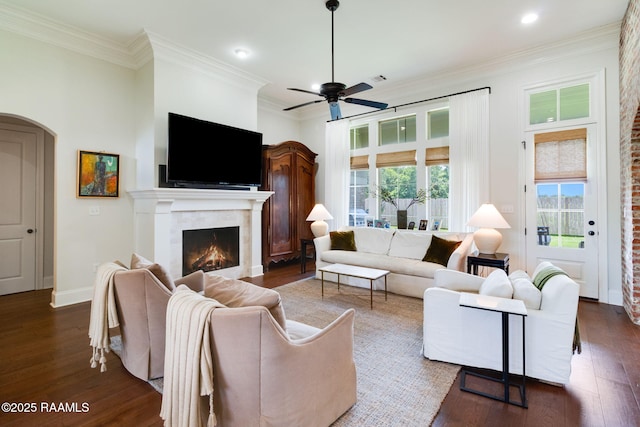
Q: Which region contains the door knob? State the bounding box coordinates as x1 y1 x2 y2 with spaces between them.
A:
588 220 595 226
27 229 34 234
588 231 595 236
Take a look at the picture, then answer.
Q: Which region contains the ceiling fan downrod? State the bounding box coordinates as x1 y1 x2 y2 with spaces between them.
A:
326 0 339 83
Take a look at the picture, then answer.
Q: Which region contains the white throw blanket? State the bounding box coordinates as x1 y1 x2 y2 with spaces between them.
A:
88 262 127 372
161 285 225 427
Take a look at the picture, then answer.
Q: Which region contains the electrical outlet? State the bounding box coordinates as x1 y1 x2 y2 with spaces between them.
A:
89 206 100 216
93 263 99 272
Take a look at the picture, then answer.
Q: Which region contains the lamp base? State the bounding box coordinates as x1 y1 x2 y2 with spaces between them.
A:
310 220 329 237
473 228 503 254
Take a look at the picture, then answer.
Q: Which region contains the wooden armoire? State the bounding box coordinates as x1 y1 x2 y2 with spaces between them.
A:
261 141 317 268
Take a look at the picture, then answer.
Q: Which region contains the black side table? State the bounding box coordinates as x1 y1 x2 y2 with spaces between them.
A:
300 238 315 273
467 252 509 275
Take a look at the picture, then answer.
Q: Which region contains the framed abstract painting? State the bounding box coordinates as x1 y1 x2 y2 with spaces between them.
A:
77 150 120 197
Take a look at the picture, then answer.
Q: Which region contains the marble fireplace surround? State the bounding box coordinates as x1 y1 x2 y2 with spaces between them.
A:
129 188 273 279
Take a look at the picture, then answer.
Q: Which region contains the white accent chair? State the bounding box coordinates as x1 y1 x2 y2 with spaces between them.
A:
423 264 580 385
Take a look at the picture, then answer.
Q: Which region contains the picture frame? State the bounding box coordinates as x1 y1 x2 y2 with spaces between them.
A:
418 220 428 231
77 150 120 198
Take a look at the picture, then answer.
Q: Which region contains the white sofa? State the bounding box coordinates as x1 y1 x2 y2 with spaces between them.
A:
423 262 580 384
314 226 474 298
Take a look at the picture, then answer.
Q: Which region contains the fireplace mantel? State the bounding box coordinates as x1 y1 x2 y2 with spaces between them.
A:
129 188 273 278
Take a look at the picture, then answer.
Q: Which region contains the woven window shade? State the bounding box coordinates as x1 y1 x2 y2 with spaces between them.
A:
376 150 416 168
425 146 449 166
350 155 369 170
534 128 587 181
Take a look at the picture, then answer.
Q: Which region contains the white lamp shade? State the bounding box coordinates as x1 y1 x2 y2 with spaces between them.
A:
306 204 333 221
467 204 510 254
307 204 333 237
467 204 510 229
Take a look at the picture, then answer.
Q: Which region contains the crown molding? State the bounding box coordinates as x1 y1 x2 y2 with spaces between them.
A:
0 1 270 92
0 2 137 68
145 31 268 92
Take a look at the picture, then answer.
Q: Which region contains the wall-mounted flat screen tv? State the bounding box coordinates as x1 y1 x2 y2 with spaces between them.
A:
167 112 263 188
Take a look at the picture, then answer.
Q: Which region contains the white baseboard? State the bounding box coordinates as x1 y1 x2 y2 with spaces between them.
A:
50 286 93 308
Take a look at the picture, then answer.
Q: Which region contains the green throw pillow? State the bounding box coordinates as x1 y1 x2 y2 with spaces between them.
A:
330 230 357 251
422 235 462 266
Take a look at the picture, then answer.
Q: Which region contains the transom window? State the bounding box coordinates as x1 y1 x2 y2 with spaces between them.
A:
379 115 416 146
529 83 590 125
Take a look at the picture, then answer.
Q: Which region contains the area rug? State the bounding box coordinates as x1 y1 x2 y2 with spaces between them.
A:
110 278 460 426
278 278 459 426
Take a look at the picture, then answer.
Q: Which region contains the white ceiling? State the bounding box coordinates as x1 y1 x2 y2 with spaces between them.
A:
0 0 629 116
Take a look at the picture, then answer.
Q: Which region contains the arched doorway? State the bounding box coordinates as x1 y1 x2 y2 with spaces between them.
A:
0 114 55 296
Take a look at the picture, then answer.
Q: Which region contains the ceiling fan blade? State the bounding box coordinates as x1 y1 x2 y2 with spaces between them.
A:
287 88 323 97
341 82 372 97
344 98 388 110
329 101 342 120
283 99 325 111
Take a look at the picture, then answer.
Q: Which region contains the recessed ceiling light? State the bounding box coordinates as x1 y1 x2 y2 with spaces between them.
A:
521 13 538 24
234 48 249 59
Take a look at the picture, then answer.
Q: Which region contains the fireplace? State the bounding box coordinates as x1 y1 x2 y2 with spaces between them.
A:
182 226 240 276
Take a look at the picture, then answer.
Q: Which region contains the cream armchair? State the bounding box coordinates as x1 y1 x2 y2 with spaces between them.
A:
208 305 356 427
423 266 579 385
112 268 204 380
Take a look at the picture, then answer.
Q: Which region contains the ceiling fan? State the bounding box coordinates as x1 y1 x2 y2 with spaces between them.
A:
283 0 388 120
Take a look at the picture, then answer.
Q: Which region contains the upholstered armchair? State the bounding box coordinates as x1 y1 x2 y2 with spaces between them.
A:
423 265 580 384
207 305 356 426
112 267 204 380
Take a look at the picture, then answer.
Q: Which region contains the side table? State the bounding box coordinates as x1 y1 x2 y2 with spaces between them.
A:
467 252 509 275
300 238 315 273
459 292 528 407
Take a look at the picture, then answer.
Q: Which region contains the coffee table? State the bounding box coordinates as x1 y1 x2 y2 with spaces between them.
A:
318 263 389 309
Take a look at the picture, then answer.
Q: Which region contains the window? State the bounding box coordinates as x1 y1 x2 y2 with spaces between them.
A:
350 124 369 150
379 115 416 146
377 165 419 227
529 83 590 125
428 108 449 139
348 103 450 229
536 183 584 248
425 147 450 230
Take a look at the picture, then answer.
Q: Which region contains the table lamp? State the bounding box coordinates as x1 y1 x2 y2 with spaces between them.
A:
306 204 333 237
466 204 511 254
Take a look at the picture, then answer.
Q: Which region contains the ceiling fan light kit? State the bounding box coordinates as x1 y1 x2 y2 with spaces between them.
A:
284 0 388 120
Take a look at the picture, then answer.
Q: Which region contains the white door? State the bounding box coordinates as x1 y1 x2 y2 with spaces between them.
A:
0 126 38 295
524 125 599 299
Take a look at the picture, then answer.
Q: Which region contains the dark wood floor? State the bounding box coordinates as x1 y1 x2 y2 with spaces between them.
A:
1 260 638 426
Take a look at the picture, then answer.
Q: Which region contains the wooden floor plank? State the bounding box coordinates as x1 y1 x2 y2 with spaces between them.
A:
0 259 638 426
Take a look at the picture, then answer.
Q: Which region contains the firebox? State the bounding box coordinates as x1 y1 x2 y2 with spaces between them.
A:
182 226 240 276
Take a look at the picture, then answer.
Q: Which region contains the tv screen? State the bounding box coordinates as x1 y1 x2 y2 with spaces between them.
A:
167 112 263 188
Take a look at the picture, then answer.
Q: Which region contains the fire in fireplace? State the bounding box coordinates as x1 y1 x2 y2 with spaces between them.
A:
182 226 240 276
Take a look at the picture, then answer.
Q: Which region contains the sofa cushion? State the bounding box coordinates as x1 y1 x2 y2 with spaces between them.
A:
130 253 175 291
422 235 462 266
204 275 287 331
351 227 395 254
330 230 357 251
479 269 513 298
511 277 542 309
388 232 432 260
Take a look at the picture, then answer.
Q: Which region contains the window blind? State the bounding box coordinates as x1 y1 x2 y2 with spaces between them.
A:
350 155 369 170
534 128 587 181
375 150 417 168
425 146 449 166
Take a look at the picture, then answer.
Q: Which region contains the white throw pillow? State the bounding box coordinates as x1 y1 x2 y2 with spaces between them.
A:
511 277 542 309
509 269 531 282
479 269 513 298
388 232 432 259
